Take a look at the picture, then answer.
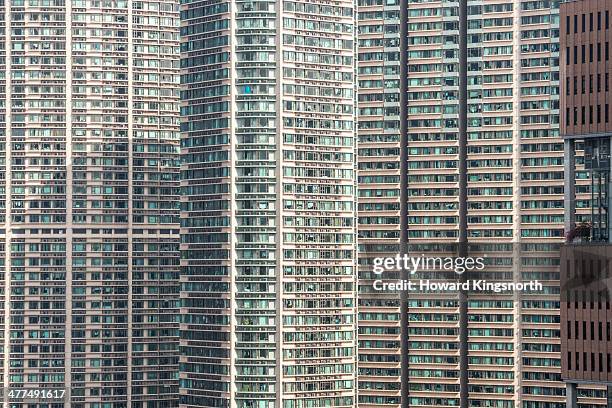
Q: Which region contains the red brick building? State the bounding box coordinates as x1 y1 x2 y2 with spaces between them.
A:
561 1 612 406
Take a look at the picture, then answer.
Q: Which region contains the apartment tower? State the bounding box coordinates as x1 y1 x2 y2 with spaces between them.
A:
0 0 181 405
356 0 402 405
560 1 612 406
358 0 608 407
179 0 357 407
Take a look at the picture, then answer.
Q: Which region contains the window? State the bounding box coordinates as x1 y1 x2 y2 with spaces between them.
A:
598 105 601 123
598 43 602 61
599 322 603 341
574 107 578 126
598 74 602 92
575 321 579 340
574 76 578 95
575 14 578 33
598 12 602 30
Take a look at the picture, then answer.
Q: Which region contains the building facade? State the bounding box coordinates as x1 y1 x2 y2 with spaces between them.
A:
0 0 181 405
560 1 612 406
179 0 357 407
357 0 608 407
356 0 402 405
403 1 564 407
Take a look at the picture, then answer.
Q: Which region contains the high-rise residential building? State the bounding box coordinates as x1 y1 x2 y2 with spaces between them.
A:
402 1 564 407
560 0 612 242
560 242 612 408
179 0 357 407
560 1 612 406
356 0 402 406
1 0 181 405
357 0 609 407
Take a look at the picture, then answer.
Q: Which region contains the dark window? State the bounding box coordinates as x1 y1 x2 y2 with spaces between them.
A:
582 44 586 63
575 14 579 33
574 45 578 64
582 14 586 32
566 108 570 126
591 321 595 340
598 43 602 61
590 74 593 93
582 106 586 125
607 11 610 29
582 75 586 94
566 46 570 65
566 77 570 95
598 74 601 92
568 320 572 339
574 107 578 125
574 76 578 95
598 12 602 30
597 105 601 123
606 42 610 61
590 44 593 62
599 322 603 341
575 321 579 340
590 12 593 31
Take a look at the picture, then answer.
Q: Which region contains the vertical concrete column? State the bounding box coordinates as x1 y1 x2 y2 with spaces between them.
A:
566 382 577 408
